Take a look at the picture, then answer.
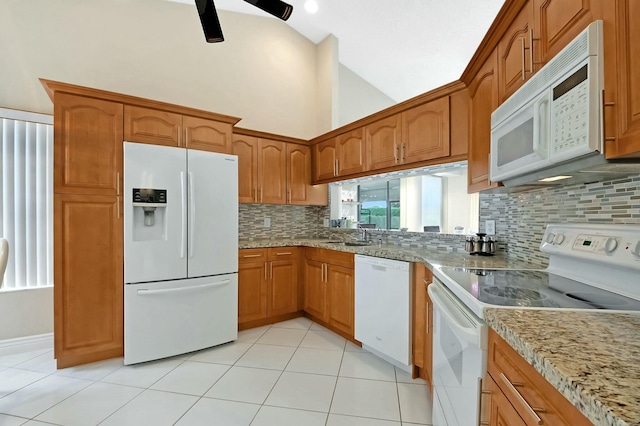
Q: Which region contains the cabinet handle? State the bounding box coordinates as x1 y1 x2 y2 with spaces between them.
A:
264 262 268 280
242 254 261 258
602 90 616 143
288 188 291 204
499 373 545 425
393 141 398 164
400 143 405 162
487 152 492 187
276 252 292 256
528 28 534 73
334 159 338 177
521 37 526 81
117 196 120 219
185 127 189 147
260 187 263 203
323 263 327 282
270 262 273 279
116 172 120 195
477 377 491 426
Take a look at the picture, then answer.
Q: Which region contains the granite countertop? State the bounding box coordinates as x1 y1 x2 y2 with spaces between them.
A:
239 238 537 270
485 309 640 426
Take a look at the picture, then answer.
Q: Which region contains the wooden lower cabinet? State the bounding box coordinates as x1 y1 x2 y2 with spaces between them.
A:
54 194 123 368
303 248 355 339
412 264 433 386
238 248 300 328
486 329 592 426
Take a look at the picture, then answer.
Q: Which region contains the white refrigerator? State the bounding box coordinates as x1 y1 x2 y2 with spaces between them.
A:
123 142 238 365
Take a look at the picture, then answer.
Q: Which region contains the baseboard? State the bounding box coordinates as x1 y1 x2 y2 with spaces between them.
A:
0 333 53 351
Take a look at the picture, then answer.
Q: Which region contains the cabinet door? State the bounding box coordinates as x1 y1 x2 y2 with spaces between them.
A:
288 144 328 206
468 49 501 193
238 261 268 323
497 2 534 103
304 259 326 321
337 128 366 176
123 105 181 147
268 259 298 317
313 139 337 182
54 194 123 368
183 116 232 154
487 374 526 426
54 93 123 195
603 0 640 158
533 0 595 67
401 97 450 164
366 114 402 170
258 139 287 204
232 135 259 203
412 264 427 372
326 265 354 337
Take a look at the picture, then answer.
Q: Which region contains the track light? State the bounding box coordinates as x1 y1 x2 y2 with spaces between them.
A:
195 0 224 43
243 0 293 21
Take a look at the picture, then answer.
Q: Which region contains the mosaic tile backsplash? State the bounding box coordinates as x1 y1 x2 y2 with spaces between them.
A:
480 174 640 266
239 174 640 268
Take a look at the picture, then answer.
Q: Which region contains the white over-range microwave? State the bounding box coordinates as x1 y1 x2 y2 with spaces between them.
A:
490 20 605 186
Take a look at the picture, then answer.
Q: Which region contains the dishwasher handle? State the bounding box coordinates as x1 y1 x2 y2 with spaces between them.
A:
428 281 484 347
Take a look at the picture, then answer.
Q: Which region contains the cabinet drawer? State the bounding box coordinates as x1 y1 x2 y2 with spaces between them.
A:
239 248 268 263
488 329 591 426
268 247 298 260
305 248 354 268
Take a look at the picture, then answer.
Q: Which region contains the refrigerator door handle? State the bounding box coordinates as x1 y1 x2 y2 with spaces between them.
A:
188 172 195 258
180 171 187 259
136 280 231 296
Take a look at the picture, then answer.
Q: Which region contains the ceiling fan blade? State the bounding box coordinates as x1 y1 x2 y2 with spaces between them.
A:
243 0 293 21
195 0 224 43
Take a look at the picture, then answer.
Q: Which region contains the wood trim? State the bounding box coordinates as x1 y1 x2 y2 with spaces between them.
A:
238 311 304 331
460 0 530 85
309 81 468 144
233 127 309 145
40 78 241 125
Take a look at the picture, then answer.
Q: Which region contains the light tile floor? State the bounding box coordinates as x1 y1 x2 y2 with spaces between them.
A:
0 317 432 425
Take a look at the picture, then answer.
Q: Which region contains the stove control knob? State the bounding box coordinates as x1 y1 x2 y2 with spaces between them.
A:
546 233 556 244
604 237 618 254
553 234 565 245
631 241 640 258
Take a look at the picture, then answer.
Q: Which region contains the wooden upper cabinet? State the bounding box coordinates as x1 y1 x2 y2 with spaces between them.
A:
468 49 500 193
450 88 470 158
313 138 337 182
603 0 640 159
401 96 450 164
533 0 595 67
124 105 181 147
258 139 287 204
54 93 123 195
336 128 366 176
288 144 328 206
183 115 232 153
232 135 259 203
366 114 402 171
54 194 123 368
498 2 534 103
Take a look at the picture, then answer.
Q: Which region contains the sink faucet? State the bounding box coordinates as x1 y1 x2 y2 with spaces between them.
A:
358 225 368 242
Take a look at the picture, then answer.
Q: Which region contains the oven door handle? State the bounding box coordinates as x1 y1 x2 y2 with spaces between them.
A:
428 283 483 347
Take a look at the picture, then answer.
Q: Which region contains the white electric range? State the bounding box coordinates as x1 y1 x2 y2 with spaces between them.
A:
428 223 640 426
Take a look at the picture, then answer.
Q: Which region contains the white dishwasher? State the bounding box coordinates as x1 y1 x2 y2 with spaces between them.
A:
355 255 412 371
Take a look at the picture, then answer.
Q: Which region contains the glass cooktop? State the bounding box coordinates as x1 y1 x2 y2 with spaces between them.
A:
437 267 640 311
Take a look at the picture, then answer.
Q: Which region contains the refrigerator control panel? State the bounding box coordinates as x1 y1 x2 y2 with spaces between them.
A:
132 188 167 206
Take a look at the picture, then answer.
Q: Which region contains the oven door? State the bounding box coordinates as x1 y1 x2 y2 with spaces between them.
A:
428 279 487 426
490 89 551 182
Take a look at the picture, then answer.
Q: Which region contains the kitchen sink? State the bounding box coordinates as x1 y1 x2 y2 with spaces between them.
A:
344 241 373 246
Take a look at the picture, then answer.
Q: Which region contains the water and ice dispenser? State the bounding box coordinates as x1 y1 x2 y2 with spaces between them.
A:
131 188 167 241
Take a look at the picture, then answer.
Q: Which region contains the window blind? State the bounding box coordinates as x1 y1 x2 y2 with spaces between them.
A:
0 108 53 291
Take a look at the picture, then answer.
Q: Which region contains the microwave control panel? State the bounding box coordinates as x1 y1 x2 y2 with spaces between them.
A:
551 64 589 156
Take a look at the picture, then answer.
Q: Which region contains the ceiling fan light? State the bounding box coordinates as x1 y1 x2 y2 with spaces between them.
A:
195 0 224 43
243 0 293 21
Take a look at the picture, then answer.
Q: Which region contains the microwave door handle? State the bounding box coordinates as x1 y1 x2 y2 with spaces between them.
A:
533 93 550 158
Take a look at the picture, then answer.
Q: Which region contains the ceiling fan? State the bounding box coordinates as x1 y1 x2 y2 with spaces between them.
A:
195 0 293 43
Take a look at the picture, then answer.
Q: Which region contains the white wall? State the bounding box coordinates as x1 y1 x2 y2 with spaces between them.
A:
316 35 339 133
339 64 395 127
0 0 320 139
0 288 53 340
443 173 478 234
